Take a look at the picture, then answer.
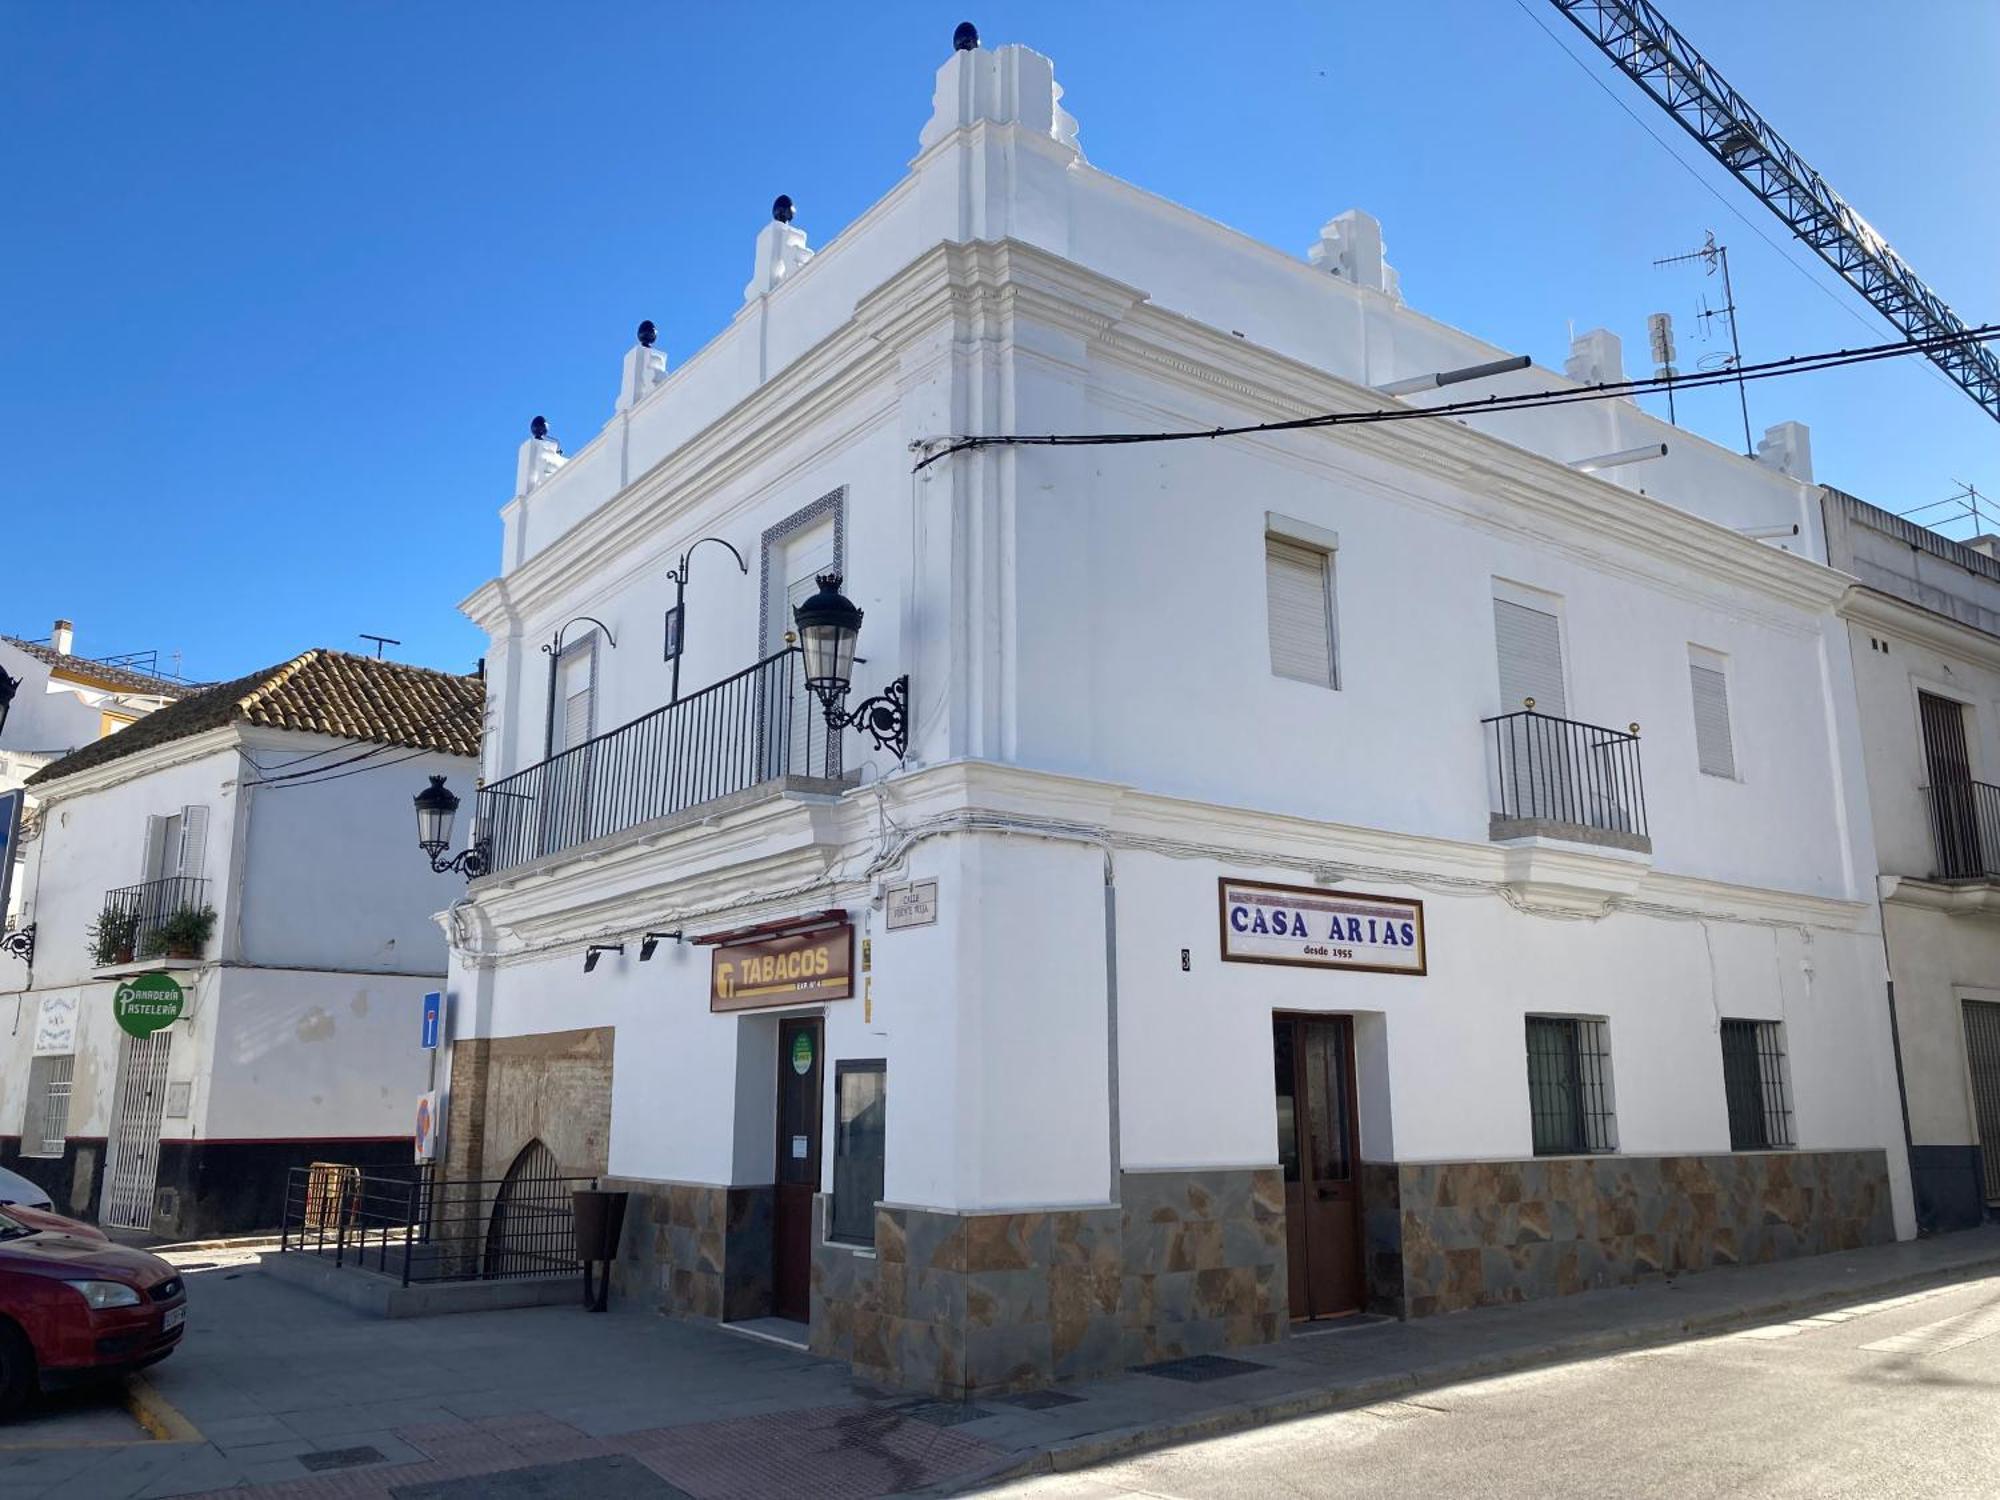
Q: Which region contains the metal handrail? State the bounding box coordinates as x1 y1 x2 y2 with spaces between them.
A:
1481 707 1649 842
97 876 209 960
1923 779 2000 882
472 648 832 877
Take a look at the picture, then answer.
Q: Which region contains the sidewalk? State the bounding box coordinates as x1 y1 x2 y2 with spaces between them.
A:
1 1227 1994 1499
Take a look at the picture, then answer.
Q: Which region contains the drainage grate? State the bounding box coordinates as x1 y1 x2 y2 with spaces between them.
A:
1135 1354 1270 1383
997 1389 1083 1410
301 1446 389 1473
898 1399 993 1427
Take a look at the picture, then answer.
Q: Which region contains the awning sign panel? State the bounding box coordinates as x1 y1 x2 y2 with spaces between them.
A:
710 924 855 1013
1218 878 1426 976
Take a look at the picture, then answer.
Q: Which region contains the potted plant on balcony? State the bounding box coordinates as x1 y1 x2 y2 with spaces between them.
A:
88 908 141 968
140 904 216 961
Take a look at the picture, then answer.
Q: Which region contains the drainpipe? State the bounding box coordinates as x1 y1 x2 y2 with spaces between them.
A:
1103 851 1121 1202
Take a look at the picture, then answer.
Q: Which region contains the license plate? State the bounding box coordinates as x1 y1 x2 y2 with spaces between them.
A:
162 1306 185 1332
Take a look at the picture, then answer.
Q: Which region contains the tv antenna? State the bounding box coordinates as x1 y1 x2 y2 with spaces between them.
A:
1655 231 1752 456
360 634 401 659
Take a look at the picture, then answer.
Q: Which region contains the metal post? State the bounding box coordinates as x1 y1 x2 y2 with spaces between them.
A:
404 1178 418 1287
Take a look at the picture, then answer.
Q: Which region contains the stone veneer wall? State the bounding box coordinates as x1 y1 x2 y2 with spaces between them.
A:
607 1180 775 1322
811 1168 1286 1399
1385 1149 1894 1316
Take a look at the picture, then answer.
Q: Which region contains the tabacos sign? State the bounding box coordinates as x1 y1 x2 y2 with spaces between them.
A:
113 972 186 1037
710 923 854 1013
1218 879 1426 976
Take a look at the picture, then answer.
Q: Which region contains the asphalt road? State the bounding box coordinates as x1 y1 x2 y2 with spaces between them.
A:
993 1271 2000 1500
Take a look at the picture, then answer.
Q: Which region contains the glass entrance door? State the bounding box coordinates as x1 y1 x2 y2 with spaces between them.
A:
1274 1015 1365 1320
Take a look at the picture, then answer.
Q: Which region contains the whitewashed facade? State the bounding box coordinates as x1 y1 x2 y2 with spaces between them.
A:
0 654 477 1237
442 33 1911 1396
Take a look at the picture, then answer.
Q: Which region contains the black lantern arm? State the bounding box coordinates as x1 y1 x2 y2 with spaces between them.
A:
673 536 748 585
826 674 910 761
0 923 33 965
0 668 19 736
541 615 618 656
414 775 488 879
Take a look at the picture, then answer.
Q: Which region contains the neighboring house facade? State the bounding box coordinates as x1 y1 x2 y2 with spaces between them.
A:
1826 488 2000 1234
0 650 481 1238
2 620 189 931
434 34 1909 1398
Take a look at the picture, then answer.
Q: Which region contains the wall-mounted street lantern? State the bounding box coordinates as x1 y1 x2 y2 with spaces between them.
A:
414 775 487 878
0 669 19 738
664 537 748 705
792 573 908 774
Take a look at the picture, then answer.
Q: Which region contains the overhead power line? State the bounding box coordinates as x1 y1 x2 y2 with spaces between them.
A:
910 325 2000 472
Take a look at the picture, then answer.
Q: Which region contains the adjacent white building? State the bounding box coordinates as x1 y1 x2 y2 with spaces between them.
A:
0 649 481 1238
1826 488 2000 1232
432 30 1912 1397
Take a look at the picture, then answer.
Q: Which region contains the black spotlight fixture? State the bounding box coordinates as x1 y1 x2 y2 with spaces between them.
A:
413 775 487 877
583 942 625 973
637 319 657 348
639 931 684 961
791 573 910 770
953 21 979 50
0 668 18 739
530 414 550 441
771 194 794 224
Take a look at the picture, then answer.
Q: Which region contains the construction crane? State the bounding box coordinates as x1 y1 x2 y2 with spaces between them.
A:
1549 0 2000 425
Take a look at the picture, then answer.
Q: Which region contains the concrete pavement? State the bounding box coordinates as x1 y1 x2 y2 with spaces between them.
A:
0 1227 1994 1497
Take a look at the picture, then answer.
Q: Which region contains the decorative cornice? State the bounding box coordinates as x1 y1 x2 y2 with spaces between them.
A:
1880 874 2000 919
1839 584 2000 672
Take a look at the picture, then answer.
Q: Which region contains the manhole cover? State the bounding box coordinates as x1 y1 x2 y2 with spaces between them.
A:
898 1399 993 1427
997 1389 1083 1410
301 1445 388 1472
1135 1354 1270 1382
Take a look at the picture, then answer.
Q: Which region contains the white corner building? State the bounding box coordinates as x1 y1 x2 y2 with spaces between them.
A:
0 650 481 1238
435 28 1914 1398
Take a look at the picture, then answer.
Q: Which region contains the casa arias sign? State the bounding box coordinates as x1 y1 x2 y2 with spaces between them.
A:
710 922 854 1013
1217 878 1426 976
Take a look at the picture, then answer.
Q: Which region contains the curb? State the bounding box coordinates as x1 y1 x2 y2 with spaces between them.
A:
925 1250 2000 1496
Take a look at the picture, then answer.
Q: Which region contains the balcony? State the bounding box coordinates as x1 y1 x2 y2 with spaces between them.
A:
473 648 842 879
93 876 212 968
1482 709 1651 855
1925 780 2000 883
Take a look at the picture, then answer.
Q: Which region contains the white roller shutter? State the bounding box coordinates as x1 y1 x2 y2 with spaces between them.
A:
1690 663 1737 778
1494 598 1566 716
1266 538 1336 688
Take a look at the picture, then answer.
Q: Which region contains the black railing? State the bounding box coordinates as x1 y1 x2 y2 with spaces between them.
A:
475 648 835 877
278 1164 598 1285
1482 709 1649 845
96 876 209 962
1925 779 2000 881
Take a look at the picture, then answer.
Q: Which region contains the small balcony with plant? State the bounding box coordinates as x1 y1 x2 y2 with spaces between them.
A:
89 876 215 972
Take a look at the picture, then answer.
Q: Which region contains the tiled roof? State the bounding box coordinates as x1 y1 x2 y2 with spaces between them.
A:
27 649 483 787
2 637 197 698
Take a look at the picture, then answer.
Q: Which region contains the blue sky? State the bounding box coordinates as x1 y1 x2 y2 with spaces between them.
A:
3 1 1994 682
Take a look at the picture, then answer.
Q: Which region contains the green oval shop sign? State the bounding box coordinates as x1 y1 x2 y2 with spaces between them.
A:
113 972 184 1038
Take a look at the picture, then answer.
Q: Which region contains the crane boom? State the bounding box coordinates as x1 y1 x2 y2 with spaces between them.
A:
1550 0 2000 424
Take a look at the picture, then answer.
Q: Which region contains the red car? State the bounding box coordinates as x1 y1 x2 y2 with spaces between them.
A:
0 1205 186 1415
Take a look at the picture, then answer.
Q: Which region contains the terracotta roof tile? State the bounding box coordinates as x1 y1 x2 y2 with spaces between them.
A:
2 637 197 698
27 649 483 787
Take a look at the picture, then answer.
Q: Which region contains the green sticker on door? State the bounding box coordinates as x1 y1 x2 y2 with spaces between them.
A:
790 1031 814 1075
114 973 184 1038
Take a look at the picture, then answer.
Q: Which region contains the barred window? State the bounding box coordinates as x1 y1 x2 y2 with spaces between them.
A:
1720 1019 1794 1150
1525 1017 1616 1155
24 1055 74 1159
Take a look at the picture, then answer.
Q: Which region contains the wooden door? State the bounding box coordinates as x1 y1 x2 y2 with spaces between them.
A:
1274 1016 1365 1320
773 1017 825 1323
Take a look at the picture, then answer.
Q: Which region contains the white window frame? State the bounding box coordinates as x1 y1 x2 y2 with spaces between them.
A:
1264 512 1340 691
1688 644 1740 781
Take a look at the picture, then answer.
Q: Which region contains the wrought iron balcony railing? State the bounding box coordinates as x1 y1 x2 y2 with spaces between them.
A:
96 876 210 963
473 648 835 877
1924 779 2000 882
1482 708 1650 850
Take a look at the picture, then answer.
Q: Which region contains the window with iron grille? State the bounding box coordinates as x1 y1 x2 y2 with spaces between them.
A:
1525 1017 1616 1156
831 1060 886 1245
1719 1019 1793 1150
24 1055 74 1159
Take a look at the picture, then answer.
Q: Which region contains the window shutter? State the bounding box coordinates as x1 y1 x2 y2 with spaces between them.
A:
1494 598 1566 716
1690 664 1736 779
555 637 597 752
176 805 210 878
1266 539 1336 688
142 815 169 881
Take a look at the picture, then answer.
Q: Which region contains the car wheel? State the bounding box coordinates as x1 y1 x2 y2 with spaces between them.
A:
0 1320 33 1418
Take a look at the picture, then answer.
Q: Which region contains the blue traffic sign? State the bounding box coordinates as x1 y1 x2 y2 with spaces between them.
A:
421 991 442 1050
